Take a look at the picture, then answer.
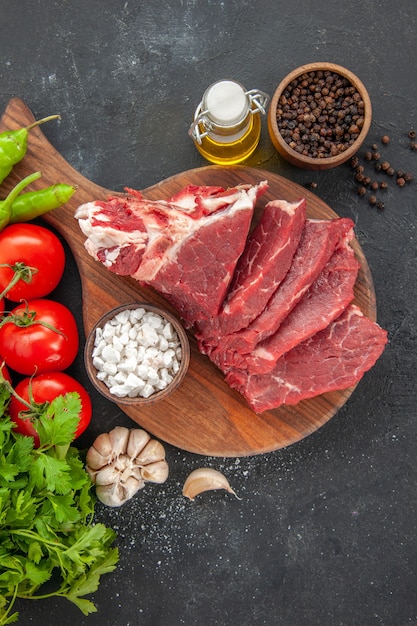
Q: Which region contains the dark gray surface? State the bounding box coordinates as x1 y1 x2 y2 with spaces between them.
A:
2 1 417 625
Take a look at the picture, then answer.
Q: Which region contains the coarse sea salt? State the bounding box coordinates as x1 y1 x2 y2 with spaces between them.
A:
92 308 183 399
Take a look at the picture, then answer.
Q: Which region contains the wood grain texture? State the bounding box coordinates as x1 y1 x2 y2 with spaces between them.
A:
0 98 377 457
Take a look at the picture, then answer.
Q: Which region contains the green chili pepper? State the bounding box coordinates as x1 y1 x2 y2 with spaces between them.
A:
0 171 41 231
9 182 77 223
0 115 60 184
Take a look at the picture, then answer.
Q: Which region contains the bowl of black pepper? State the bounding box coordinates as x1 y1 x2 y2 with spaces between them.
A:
268 62 372 170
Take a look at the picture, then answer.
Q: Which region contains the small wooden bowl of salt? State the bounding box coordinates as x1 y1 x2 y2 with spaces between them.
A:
84 302 190 405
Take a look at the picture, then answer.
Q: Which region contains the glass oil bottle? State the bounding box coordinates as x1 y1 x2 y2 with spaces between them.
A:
188 80 269 165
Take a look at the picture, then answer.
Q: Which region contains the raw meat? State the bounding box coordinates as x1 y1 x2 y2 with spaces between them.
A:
211 217 355 357
242 236 361 373
75 181 268 327
196 197 306 348
226 305 388 413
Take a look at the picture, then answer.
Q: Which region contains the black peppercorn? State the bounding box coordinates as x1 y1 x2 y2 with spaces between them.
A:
370 181 379 191
381 135 390 144
350 156 359 168
357 186 367 196
376 201 385 211
364 151 372 161
380 181 388 190
369 195 377 206
381 161 390 171
408 130 416 139
397 177 405 187
372 151 381 161
276 70 365 159
404 172 413 183
387 167 395 176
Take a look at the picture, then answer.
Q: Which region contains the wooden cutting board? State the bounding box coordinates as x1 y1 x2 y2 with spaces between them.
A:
0 98 376 457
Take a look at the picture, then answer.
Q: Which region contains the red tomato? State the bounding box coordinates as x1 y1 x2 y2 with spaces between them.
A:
0 223 65 301
9 372 92 447
0 299 79 375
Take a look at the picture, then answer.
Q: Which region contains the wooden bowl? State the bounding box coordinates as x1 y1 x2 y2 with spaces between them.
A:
84 302 190 406
268 62 372 170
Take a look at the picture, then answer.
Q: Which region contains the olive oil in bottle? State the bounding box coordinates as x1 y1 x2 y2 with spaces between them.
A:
189 80 269 165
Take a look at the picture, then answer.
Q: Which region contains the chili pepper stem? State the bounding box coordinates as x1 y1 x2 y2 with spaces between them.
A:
25 114 61 132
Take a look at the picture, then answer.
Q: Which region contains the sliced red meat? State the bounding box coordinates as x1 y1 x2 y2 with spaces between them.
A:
226 305 388 413
212 217 355 357
75 181 268 327
242 237 360 373
196 197 306 347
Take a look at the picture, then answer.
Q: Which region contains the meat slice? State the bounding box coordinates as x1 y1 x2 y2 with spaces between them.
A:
226 305 388 413
75 181 268 327
239 236 360 373
213 217 355 357
196 197 306 348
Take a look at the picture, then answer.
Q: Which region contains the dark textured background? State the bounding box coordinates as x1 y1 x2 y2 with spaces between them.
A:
1 1 417 625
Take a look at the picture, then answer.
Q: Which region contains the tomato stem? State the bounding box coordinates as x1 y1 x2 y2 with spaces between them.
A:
0 261 38 300
0 303 66 337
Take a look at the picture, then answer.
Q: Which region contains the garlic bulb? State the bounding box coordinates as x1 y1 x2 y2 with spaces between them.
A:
86 426 169 507
182 468 240 501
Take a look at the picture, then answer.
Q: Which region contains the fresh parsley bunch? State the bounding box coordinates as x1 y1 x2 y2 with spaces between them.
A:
0 380 119 625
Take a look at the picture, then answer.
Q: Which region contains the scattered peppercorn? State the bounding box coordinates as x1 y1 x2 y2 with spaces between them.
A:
363 176 371 186
376 201 385 211
307 181 318 189
396 177 405 187
355 165 365 174
404 172 413 183
396 170 404 179
370 181 379 191
381 135 390 144
408 130 416 139
364 150 372 161
369 195 377 206
371 143 378 151
350 156 359 168
372 151 381 160
379 181 388 190
381 161 390 171
357 186 367 196
387 167 395 176
375 162 382 172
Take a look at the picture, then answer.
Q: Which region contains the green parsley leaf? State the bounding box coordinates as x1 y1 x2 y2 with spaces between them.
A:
0 391 119 625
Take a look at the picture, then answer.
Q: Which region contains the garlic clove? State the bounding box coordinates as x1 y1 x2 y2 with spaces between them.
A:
108 426 130 456
86 444 113 470
96 476 144 507
126 429 151 458
141 459 169 484
136 439 166 465
94 461 124 486
182 468 240 501
86 432 114 468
